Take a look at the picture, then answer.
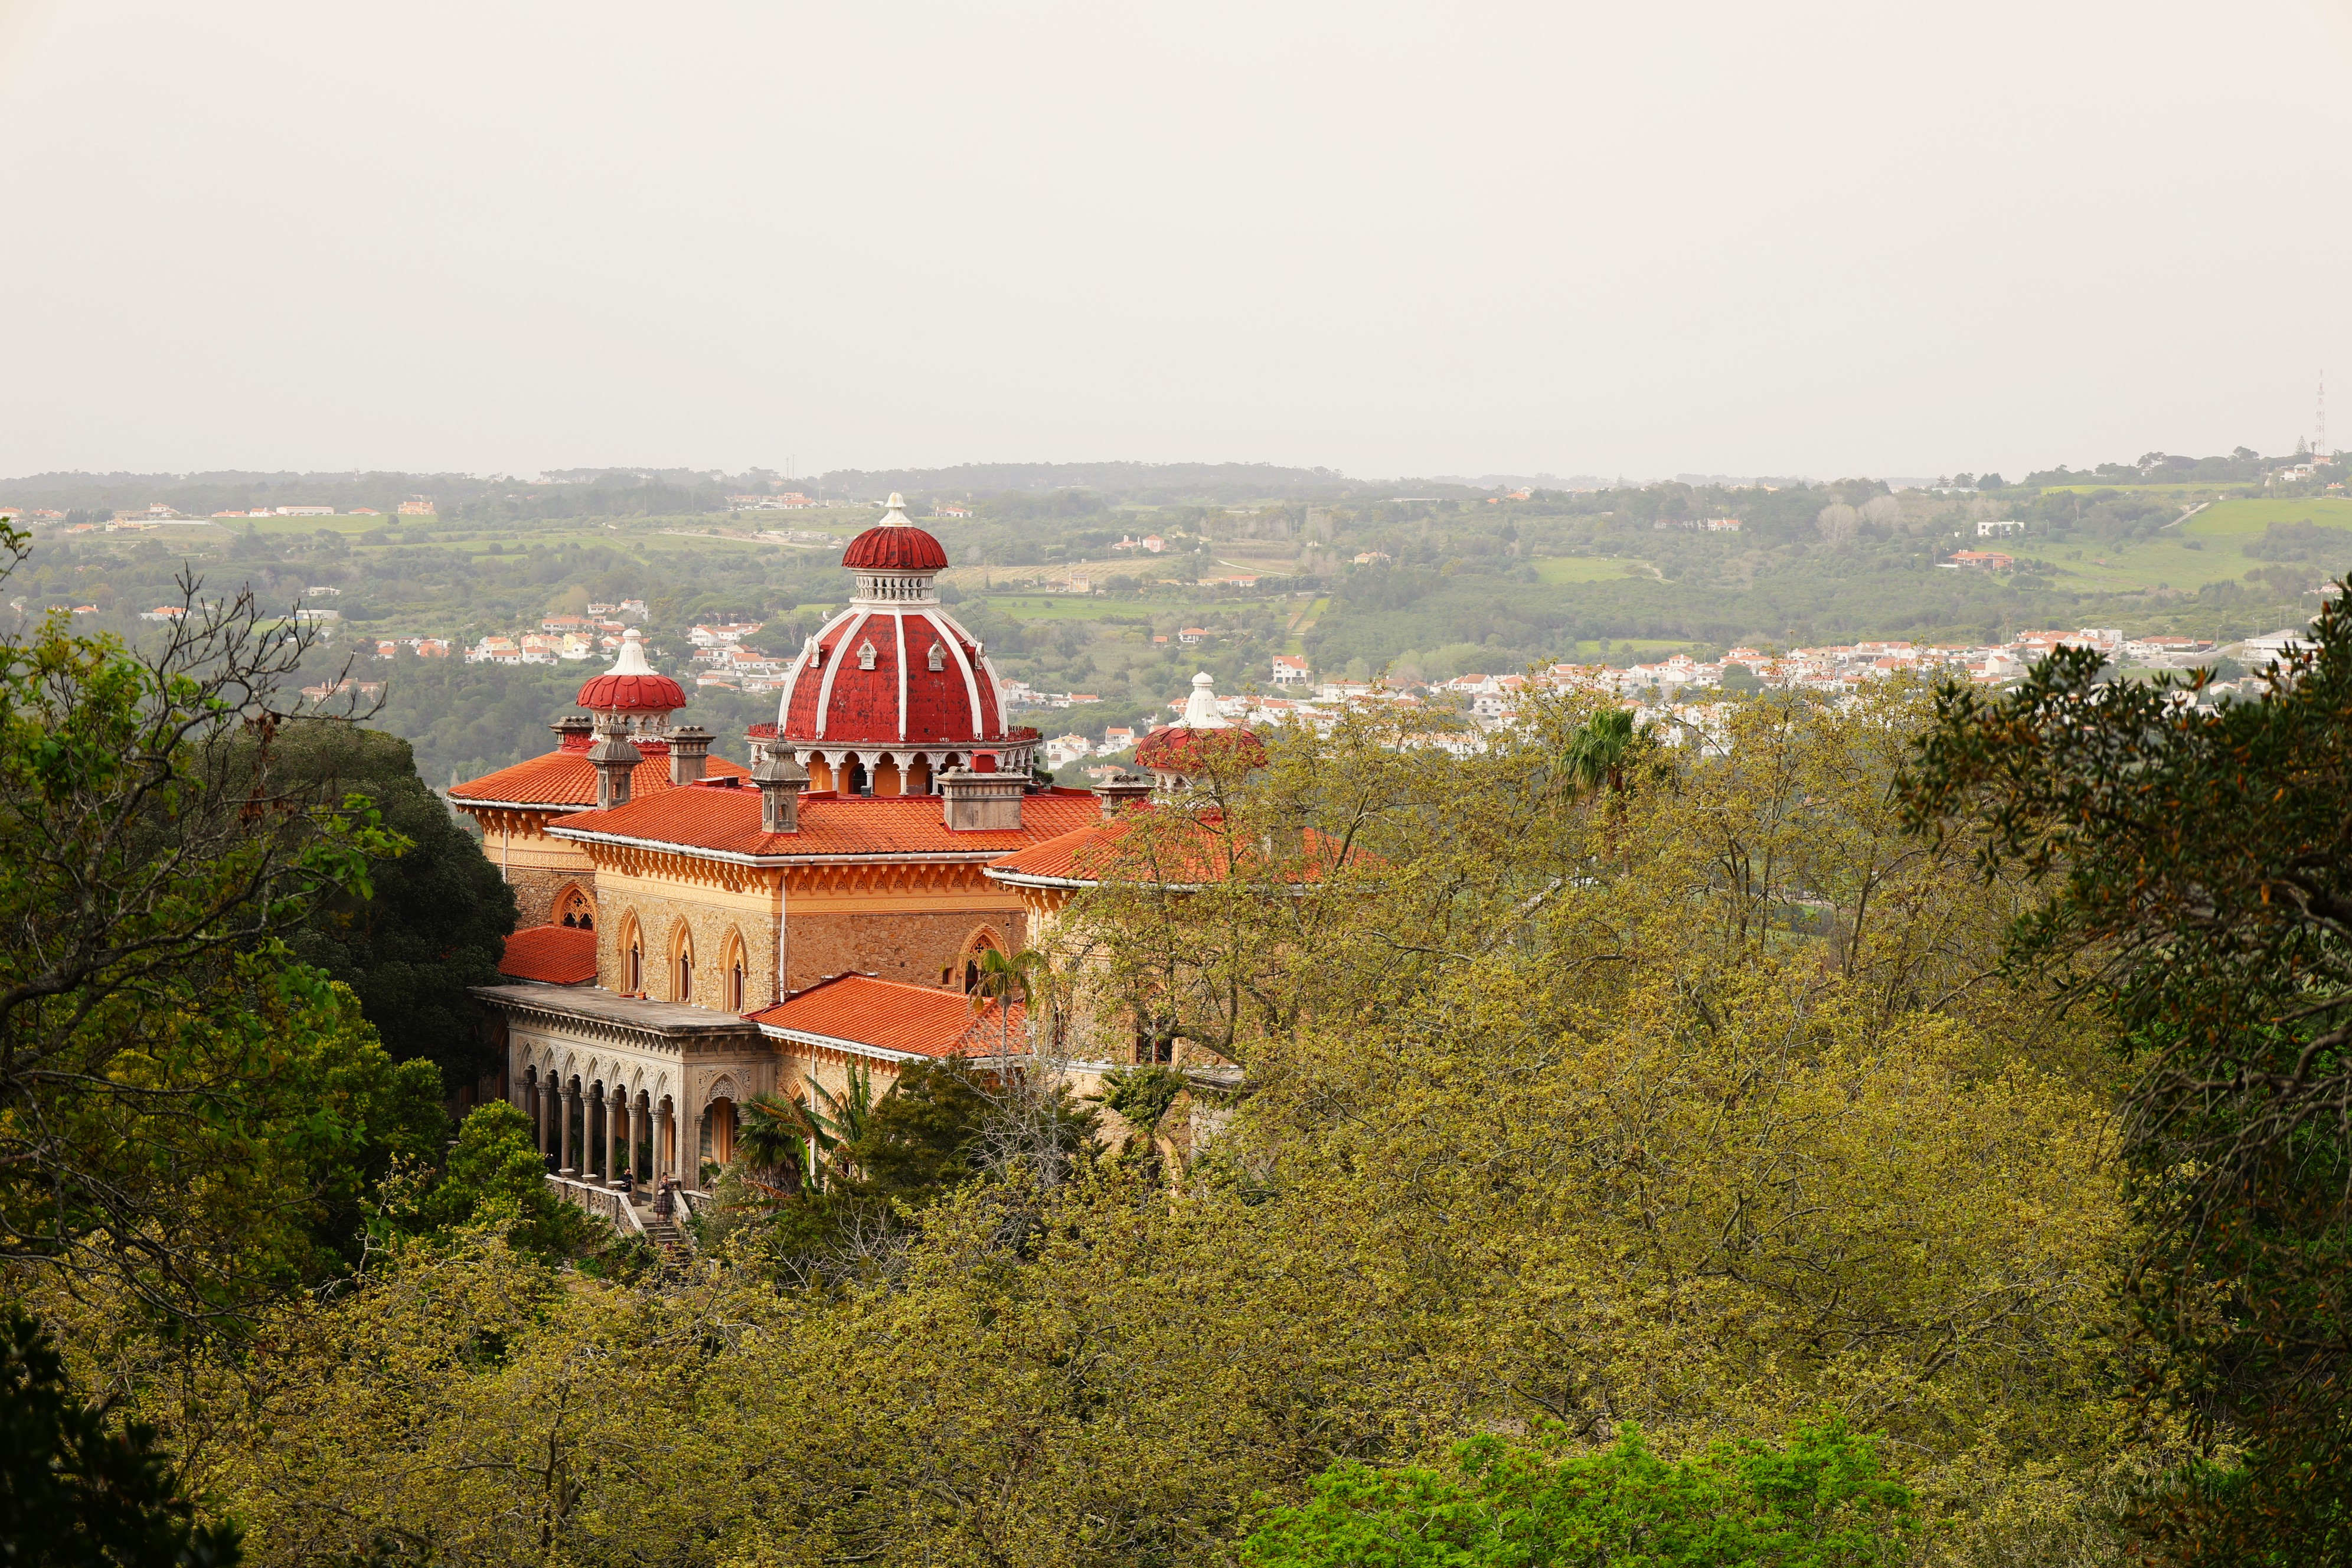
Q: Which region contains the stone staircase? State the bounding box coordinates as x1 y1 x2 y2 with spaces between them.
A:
638 1206 693 1279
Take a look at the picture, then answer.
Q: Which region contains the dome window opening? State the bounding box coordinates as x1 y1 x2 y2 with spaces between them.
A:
927 642 946 672
857 639 879 671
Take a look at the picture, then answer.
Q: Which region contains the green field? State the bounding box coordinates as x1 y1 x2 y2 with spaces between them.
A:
2181 498 2352 538
1531 555 1645 584
2007 498 2352 594
2037 482 2262 497
982 596 1155 622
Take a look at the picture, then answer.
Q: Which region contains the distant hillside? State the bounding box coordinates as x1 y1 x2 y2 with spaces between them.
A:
811 461 1367 503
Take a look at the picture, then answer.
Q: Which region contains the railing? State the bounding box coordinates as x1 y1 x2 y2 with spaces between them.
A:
544 1172 646 1239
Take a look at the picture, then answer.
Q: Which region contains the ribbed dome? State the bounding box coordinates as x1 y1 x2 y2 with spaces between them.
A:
842 492 950 571
575 629 687 713
1134 673 1263 775
779 606 1008 747
1135 724 1266 774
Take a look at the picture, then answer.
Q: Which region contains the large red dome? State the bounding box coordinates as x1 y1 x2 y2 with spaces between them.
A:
780 606 1009 747
842 492 950 571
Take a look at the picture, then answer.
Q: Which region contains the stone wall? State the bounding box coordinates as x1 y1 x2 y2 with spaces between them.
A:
507 865 595 930
597 878 782 1011
466 812 602 931
783 907 1023 993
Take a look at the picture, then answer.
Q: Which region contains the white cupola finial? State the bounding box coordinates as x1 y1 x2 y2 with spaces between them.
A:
881 492 908 524
1181 669 1231 729
612 626 655 675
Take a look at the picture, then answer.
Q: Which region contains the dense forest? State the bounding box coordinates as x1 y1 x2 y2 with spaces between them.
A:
11 492 2352 1563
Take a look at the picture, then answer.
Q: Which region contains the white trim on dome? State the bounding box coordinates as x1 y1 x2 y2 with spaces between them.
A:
894 610 909 741
812 610 868 741
776 643 811 723
934 613 988 736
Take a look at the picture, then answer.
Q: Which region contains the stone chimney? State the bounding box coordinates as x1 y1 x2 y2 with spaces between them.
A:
753 748 809 834
548 713 594 752
939 761 1025 831
587 718 642 811
1095 769 1154 819
667 725 713 785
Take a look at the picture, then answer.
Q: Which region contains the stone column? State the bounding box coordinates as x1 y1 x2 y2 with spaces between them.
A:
560 1080 577 1175
656 1100 673 1191
537 1077 553 1158
608 1089 626 1185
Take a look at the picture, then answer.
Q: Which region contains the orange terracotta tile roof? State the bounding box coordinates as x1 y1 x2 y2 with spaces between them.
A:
449 749 749 809
986 806 1358 888
747 974 1024 1060
545 780 1103 861
497 923 599 985
984 815 1148 883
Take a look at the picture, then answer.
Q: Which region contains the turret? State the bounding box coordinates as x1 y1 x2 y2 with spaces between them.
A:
587 715 643 810
754 748 810 834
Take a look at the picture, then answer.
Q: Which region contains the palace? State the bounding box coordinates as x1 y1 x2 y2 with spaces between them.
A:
449 496 1199 1191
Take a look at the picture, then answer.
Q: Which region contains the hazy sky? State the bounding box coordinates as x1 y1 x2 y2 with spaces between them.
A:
2 0 2347 482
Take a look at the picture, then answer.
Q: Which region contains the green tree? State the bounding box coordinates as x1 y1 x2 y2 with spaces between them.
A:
1245 1419 1915 1568
1562 707 1643 795
0 1306 243 1567
969 946 1046 1058
270 723 516 1087
841 1060 993 1203
401 1101 596 1260
736 1092 812 1196
1902 592 2352 1562
0 541 438 1324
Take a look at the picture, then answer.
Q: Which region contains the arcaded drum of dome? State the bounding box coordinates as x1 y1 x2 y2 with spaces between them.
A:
575 628 687 713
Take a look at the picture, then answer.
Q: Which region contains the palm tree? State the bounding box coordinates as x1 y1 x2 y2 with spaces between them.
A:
969 946 1048 1059
736 1093 808 1197
1564 707 1642 796
736 1071 875 1197
804 1069 875 1191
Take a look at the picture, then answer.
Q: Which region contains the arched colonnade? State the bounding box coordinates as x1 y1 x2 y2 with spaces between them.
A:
515 1050 743 1191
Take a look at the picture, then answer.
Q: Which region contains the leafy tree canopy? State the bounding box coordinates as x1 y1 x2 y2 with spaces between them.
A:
1245 1419 1915 1568
268 721 515 1086
1904 586 2352 1562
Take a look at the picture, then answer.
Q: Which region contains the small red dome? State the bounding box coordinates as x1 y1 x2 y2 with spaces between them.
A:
575 670 687 711
575 628 685 712
842 523 949 571
1135 724 1266 775
842 492 951 571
